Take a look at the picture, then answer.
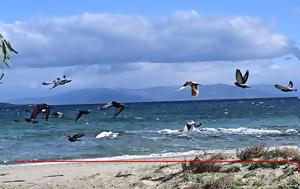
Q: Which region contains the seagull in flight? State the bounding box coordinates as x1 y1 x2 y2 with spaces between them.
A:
178 81 200 96
274 81 297 92
100 101 126 118
234 69 250 88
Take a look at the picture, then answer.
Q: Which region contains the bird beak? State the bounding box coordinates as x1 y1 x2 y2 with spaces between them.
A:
177 86 186 91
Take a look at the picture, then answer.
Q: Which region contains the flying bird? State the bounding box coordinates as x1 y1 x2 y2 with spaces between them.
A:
64 133 84 142
25 103 51 123
234 69 250 88
274 81 297 92
100 101 126 118
75 110 92 121
42 75 72 89
0 34 18 67
178 81 200 96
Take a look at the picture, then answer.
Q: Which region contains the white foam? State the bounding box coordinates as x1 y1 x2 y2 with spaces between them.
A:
6 145 300 167
158 127 298 135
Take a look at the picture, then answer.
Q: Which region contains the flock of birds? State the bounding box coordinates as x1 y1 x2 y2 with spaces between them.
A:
0 34 298 142
178 69 297 97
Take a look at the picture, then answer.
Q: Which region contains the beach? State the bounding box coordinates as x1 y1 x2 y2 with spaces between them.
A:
1 151 299 189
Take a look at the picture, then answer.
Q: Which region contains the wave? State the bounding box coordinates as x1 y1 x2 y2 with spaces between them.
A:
8 145 299 166
158 127 299 135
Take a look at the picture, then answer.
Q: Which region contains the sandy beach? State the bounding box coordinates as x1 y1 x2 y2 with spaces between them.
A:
0 151 299 189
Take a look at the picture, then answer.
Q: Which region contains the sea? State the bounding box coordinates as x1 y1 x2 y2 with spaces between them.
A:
0 97 299 164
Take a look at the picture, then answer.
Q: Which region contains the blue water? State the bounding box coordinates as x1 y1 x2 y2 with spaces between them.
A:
0 97 299 164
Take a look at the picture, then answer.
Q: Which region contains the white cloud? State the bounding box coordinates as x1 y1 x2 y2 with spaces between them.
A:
0 11 299 68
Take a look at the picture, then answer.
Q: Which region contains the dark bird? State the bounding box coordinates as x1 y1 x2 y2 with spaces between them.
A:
25 103 50 123
234 69 250 88
75 110 92 121
100 101 126 118
274 81 297 92
178 81 200 96
64 133 84 142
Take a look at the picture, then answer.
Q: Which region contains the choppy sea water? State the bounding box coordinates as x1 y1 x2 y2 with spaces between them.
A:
0 97 299 164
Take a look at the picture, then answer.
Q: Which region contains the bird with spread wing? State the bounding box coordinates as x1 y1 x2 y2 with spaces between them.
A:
25 103 51 123
178 81 200 96
234 69 250 88
100 101 126 118
274 81 297 92
0 34 18 68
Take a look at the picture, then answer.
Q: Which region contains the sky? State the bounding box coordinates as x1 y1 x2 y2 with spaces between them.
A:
0 0 299 100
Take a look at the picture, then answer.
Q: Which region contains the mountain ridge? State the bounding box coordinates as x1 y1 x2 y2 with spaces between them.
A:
8 84 298 105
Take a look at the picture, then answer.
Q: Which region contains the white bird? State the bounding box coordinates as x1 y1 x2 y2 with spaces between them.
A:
178 81 200 96
274 81 297 92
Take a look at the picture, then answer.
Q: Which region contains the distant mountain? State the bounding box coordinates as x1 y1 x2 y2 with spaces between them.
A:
8 84 298 105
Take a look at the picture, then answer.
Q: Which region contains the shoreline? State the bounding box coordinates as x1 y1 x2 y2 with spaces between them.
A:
0 151 299 189
2 145 299 167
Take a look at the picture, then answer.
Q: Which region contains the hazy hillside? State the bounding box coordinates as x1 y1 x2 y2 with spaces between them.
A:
9 84 298 105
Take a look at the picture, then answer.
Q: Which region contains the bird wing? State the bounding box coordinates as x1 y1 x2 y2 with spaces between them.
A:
3 39 17 54
42 82 52 85
75 111 84 121
274 84 288 90
2 41 7 61
178 86 187 91
242 70 249 84
0 73 4 80
30 105 43 120
50 82 60 89
102 102 113 109
191 85 199 96
113 106 125 118
73 134 84 139
288 81 293 89
44 106 51 121
235 69 244 85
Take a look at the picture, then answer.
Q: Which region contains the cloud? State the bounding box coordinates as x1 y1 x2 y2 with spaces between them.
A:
0 11 299 68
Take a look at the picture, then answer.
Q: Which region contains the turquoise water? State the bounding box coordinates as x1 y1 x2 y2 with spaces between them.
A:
0 97 299 164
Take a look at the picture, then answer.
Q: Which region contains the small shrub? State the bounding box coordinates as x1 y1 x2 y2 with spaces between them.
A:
263 147 300 160
237 144 266 160
248 162 279 170
203 176 233 189
182 154 224 173
221 165 241 173
252 180 265 187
